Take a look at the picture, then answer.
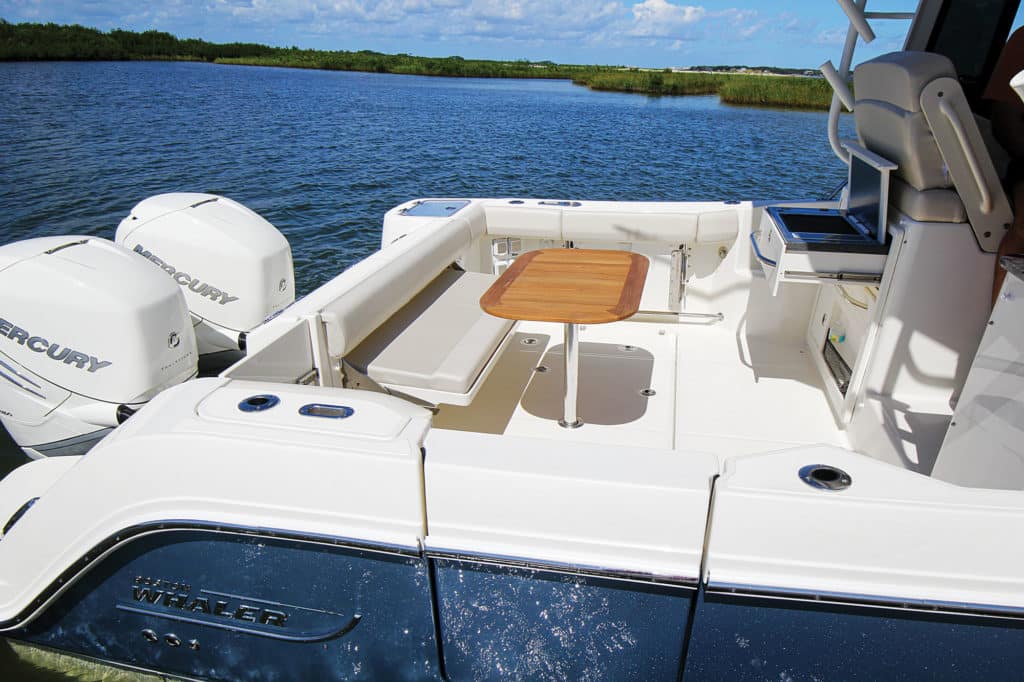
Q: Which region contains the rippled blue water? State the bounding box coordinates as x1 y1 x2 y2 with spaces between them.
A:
0 61 854 294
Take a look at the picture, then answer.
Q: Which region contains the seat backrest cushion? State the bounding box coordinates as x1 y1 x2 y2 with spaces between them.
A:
854 51 958 191
346 270 514 394
285 216 476 358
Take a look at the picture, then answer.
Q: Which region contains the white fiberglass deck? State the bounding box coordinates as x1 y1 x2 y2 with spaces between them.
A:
434 318 849 457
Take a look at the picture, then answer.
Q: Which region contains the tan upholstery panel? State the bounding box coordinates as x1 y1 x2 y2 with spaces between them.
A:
889 176 967 223
855 102 951 191
853 50 1010 241
485 205 563 239
347 270 514 394
853 51 956 112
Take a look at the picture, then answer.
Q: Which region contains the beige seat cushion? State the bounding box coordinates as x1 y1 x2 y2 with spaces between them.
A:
889 176 967 223
853 51 958 192
854 102 952 191
346 269 514 394
853 51 956 112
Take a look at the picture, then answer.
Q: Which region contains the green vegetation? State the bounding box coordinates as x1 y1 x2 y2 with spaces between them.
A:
573 70 835 110
216 53 584 80
0 20 585 78
0 19 836 110
0 19 276 61
573 70 728 96
719 74 836 109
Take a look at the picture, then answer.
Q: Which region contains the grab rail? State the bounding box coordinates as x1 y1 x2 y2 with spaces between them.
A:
937 97 993 214
749 232 777 267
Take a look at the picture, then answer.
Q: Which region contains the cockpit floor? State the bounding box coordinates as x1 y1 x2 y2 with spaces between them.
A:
433 319 849 457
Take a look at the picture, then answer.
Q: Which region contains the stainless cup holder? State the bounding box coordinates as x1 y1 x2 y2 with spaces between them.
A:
798 464 852 491
238 394 280 412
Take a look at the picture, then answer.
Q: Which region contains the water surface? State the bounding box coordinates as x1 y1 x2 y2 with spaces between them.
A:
1 62 853 294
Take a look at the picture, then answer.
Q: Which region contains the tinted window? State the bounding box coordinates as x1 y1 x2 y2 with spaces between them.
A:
928 0 1020 104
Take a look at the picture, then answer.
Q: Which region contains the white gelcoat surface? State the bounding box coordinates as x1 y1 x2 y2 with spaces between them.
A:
706 444 1024 608
424 428 718 579
934 268 1024 488
0 378 431 626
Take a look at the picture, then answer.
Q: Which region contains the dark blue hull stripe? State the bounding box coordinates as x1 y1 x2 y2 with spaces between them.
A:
426 547 699 588
0 520 419 631
708 581 1024 621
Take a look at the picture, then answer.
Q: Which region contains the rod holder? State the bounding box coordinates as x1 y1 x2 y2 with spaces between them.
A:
836 0 875 43
821 60 855 111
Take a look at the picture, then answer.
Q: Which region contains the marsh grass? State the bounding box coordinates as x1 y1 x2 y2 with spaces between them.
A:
215 53 582 80
573 70 729 96
718 75 835 109
573 70 836 110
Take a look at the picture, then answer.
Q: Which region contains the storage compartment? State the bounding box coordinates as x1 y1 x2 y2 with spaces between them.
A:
752 142 896 295
806 279 881 423
753 207 890 295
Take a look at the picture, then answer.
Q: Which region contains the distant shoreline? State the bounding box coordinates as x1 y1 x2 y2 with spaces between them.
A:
0 20 836 111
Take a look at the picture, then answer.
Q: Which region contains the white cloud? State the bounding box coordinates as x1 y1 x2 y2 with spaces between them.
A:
629 0 705 37
198 1 623 42
737 20 765 38
814 27 848 46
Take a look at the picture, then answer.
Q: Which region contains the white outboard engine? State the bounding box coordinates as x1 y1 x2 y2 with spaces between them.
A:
0 237 198 458
115 193 295 355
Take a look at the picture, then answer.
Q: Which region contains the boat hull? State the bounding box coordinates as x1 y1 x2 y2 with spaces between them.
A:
432 557 695 681
684 590 1024 680
10 527 441 681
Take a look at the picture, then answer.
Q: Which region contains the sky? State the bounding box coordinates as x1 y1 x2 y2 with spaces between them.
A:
0 1 1010 69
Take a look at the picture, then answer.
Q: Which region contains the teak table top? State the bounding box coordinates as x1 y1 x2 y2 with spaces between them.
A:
480 248 650 324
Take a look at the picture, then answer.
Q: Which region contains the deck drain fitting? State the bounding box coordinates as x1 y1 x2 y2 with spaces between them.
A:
639 388 656 396
798 464 852 492
238 394 280 412
535 365 548 373
521 337 539 346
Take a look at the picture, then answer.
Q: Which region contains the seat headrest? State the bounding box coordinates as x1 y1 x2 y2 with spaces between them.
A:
853 51 957 111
